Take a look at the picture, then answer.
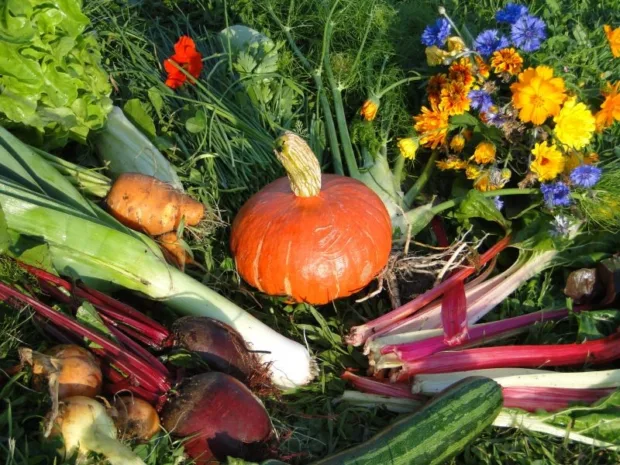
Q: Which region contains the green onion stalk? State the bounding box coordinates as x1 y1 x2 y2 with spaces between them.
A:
0 127 316 389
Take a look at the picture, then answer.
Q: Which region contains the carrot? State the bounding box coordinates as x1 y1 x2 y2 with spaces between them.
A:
105 173 204 236
158 232 193 269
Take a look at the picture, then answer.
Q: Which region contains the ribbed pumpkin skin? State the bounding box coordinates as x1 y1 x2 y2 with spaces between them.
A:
230 174 392 305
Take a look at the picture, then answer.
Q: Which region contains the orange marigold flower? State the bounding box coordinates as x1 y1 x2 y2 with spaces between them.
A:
360 98 380 121
475 56 490 80
510 66 567 125
440 80 471 116
449 58 475 89
164 36 203 89
450 134 466 153
491 48 523 75
414 103 449 149
604 25 620 58
436 157 467 171
427 74 448 106
595 81 620 131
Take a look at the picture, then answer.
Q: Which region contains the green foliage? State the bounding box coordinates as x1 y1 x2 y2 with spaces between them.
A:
0 0 112 148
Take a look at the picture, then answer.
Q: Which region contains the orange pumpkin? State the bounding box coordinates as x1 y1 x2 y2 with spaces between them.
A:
230 132 392 305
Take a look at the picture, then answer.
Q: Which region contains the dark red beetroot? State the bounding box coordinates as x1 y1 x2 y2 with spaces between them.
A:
172 317 270 392
161 372 272 464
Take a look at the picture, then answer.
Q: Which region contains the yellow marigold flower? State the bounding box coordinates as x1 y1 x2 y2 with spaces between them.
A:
447 36 466 54
414 103 450 149
449 58 475 90
604 25 620 58
397 137 419 160
426 46 450 66
587 152 599 163
491 48 523 75
510 66 567 125
472 141 496 164
553 97 595 149
440 80 471 116
450 134 466 153
530 141 565 182
360 98 379 121
465 164 482 180
474 56 490 80
427 74 448 106
436 157 467 171
595 81 620 131
473 172 491 192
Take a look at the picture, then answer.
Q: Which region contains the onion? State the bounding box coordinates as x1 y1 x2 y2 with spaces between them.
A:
173 317 271 391
21 345 102 399
113 396 161 442
49 396 145 465
161 372 272 464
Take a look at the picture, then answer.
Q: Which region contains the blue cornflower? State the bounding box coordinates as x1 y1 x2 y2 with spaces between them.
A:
474 30 510 57
496 3 529 24
468 89 494 112
569 165 602 188
551 215 573 237
511 15 547 52
494 197 504 211
540 182 571 208
485 111 506 127
421 18 451 47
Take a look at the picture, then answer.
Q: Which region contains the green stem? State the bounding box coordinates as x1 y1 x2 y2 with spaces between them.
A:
323 22 359 178
404 151 438 207
376 75 425 99
392 153 405 186
268 7 344 174
431 188 539 216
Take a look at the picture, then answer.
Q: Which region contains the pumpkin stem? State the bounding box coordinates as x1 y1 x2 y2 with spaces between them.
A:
274 131 322 197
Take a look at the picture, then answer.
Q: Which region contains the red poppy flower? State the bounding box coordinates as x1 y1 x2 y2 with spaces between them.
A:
164 36 203 89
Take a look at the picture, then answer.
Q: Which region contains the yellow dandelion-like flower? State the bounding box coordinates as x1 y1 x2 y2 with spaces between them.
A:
474 56 490 80
510 66 567 125
491 48 523 75
530 141 565 182
360 98 379 121
553 97 595 149
414 103 450 149
473 172 492 192
449 58 475 90
466 164 482 180
595 81 620 132
426 46 450 66
440 80 471 116
604 25 620 58
447 36 466 54
397 137 419 160
436 157 467 171
450 134 466 153
472 141 496 164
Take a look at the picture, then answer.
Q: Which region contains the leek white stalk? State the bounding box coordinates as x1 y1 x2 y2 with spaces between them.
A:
94 106 184 190
0 127 315 389
412 369 620 394
493 410 619 450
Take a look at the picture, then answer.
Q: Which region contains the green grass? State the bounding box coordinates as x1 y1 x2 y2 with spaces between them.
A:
1 0 620 464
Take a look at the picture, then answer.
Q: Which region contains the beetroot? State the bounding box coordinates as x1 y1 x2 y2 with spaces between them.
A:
161 372 272 464
173 317 271 392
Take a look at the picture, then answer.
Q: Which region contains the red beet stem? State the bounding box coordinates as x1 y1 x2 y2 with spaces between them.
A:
0 281 170 394
502 387 614 412
346 235 512 346
102 364 162 405
341 371 425 401
431 216 450 248
386 304 594 367
20 263 171 348
441 278 468 345
395 331 620 377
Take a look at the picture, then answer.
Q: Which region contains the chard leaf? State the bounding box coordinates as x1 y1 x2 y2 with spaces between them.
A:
576 310 620 342
455 190 511 231
0 203 9 253
76 301 115 348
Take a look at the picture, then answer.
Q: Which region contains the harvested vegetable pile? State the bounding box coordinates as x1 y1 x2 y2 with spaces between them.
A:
1 0 620 464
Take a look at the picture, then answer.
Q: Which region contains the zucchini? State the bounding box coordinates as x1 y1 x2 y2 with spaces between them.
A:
313 376 502 465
